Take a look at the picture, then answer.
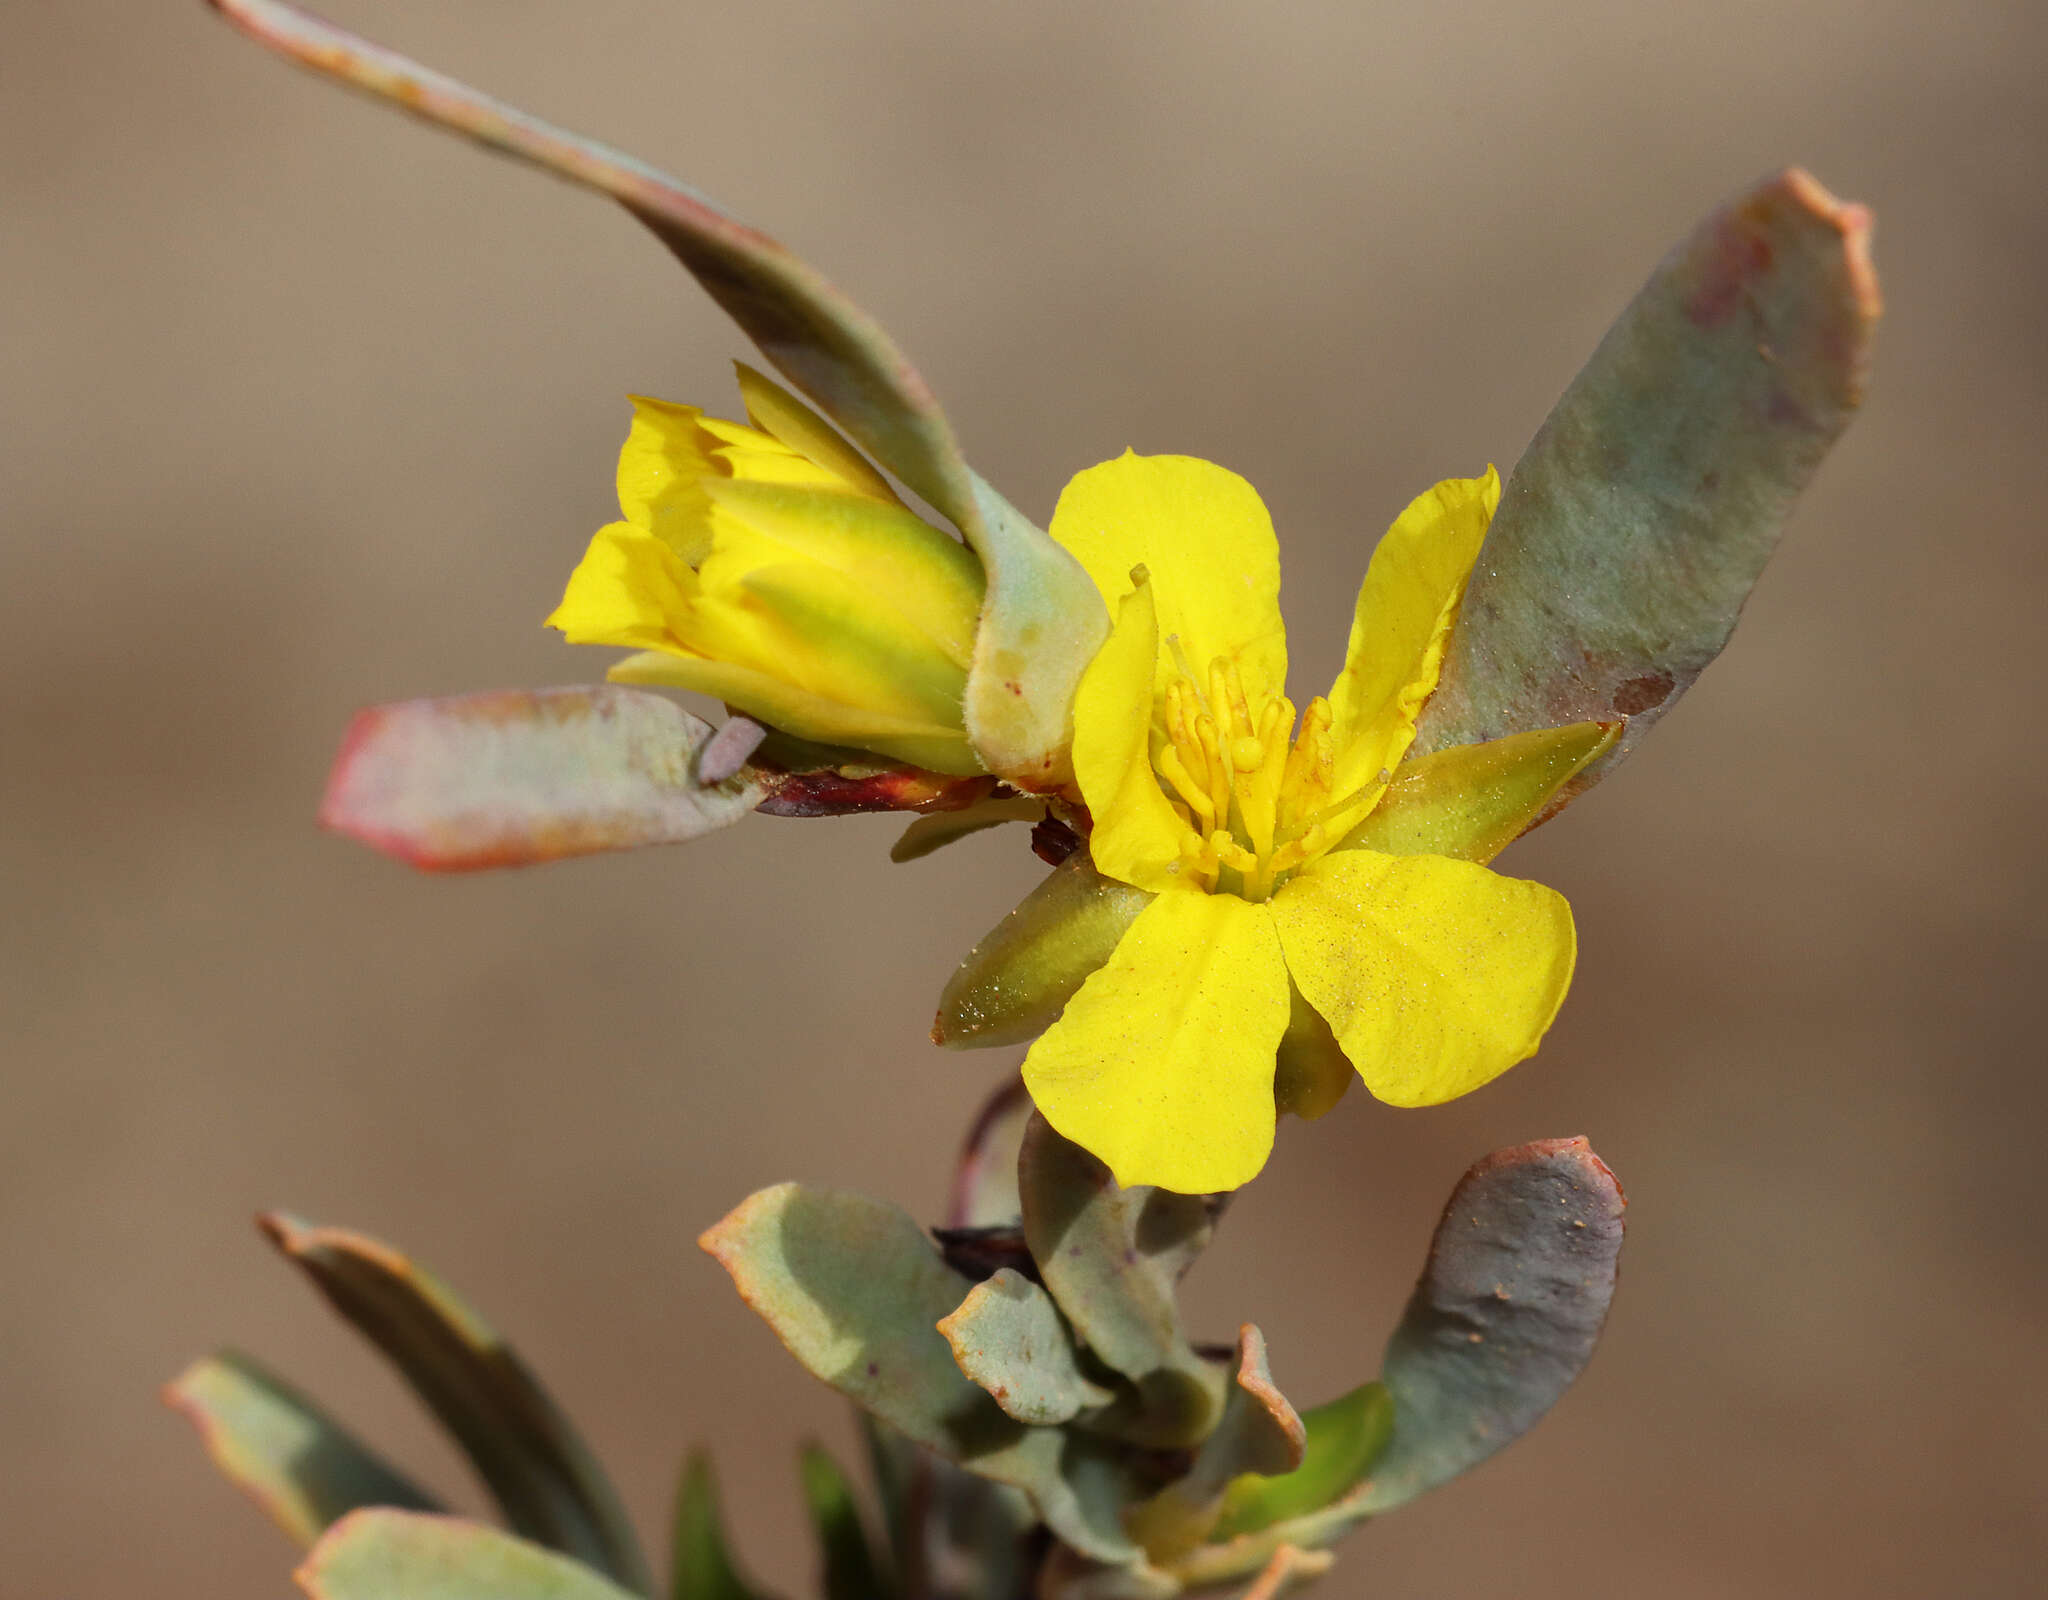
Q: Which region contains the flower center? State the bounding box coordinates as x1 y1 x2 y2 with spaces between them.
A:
1153 652 1384 901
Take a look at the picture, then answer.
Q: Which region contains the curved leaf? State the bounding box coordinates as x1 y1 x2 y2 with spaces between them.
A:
1355 1137 1625 1513
260 1214 651 1592
1414 168 1879 810
163 1351 442 1547
207 0 1106 790
297 1510 640 1600
320 686 765 871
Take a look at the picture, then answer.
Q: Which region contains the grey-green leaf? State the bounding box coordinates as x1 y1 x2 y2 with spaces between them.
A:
297 1509 642 1600
1019 1117 1224 1449
260 1214 651 1592
1353 1137 1625 1513
672 1452 773 1600
163 1351 442 1547
1413 168 1879 810
798 1443 895 1600
701 1184 1141 1565
935 855 1153 1049
319 686 767 872
938 1269 1116 1426
861 1414 1040 1600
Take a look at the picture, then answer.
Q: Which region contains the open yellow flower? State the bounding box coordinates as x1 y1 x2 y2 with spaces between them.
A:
548 365 987 775
1022 453 1611 1194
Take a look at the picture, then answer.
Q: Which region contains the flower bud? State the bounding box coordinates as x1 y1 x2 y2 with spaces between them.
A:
549 366 987 774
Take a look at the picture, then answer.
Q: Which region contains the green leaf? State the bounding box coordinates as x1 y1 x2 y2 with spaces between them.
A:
207 0 1108 792
935 854 1153 1049
260 1214 652 1593
938 1269 1116 1426
1018 1117 1224 1449
1125 1326 1303 1563
163 1351 442 1547
700 1184 1141 1565
1414 168 1879 809
320 687 766 872
297 1509 640 1600
1355 1137 1626 1513
672 1452 771 1600
1209 1384 1392 1541
798 1443 895 1600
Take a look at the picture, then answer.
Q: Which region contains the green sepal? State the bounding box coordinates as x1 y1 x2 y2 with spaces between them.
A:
892 797 1045 863
1340 723 1619 863
935 854 1152 1048
797 1443 895 1600
258 1213 651 1592
297 1510 640 1600
162 1351 442 1547
1209 1383 1392 1541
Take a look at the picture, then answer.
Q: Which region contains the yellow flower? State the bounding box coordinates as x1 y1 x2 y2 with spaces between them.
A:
548 364 988 775
1020 452 1610 1194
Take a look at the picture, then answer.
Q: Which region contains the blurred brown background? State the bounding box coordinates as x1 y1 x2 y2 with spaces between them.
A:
6 1 2044 1595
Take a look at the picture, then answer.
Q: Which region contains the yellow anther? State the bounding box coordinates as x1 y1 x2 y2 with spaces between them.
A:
1231 734 1265 773
1157 744 1216 823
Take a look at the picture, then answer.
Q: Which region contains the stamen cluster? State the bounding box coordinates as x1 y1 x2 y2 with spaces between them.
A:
1155 653 1384 900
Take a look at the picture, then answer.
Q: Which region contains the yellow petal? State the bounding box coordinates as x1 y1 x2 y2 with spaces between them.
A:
608 650 981 775
1339 721 1619 863
733 361 903 506
1070 577 1191 894
1271 848 1574 1108
1049 452 1287 707
704 479 985 667
545 522 693 650
1325 470 1498 799
1023 890 1290 1193
702 561 970 728
615 397 721 561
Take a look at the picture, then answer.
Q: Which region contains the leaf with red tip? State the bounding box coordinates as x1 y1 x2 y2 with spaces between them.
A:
700 1183 1141 1565
1414 168 1880 811
1354 1137 1625 1512
163 1351 441 1546
259 1214 651 1592
207 0 1107 791
296 1509 638 1600
320 686 766 871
